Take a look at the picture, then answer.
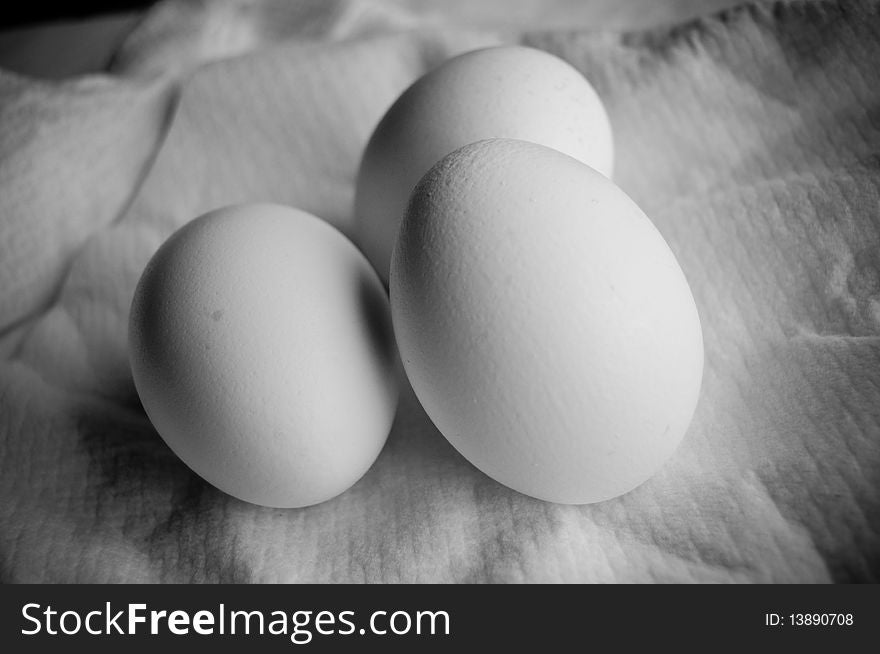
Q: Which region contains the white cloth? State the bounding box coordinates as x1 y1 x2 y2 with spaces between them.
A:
1 0 878 582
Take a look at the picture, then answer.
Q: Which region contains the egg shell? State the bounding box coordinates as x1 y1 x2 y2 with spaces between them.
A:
129 203 398 508
355 45 614 284
390 139 703 504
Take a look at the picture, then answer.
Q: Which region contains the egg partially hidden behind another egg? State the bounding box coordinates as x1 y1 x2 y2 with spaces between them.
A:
129 203 399 508
355 45 614 284
391 139 703 505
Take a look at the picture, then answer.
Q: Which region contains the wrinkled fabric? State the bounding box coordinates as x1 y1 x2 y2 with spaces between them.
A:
1 0 878 583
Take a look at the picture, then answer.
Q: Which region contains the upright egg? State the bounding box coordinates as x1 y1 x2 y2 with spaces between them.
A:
129 203 398 508
391 139 703 504
355 45 614 283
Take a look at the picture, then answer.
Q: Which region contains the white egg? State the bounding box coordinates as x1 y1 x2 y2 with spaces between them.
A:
129 203 398 508
390 139 703 504
355 45 614 283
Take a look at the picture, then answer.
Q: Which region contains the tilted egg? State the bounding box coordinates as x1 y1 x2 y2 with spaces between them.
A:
129 203 398 508
355 45 614 283
390 139 703 504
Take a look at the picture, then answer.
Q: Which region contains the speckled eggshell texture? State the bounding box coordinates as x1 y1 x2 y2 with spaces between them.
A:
129 203 398 508
390 139 703 504
355 45 614 283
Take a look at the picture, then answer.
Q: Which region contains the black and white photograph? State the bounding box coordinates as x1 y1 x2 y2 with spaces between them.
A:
0 0 877 631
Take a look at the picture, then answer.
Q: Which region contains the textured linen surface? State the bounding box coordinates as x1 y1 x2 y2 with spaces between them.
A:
0 0 878 582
